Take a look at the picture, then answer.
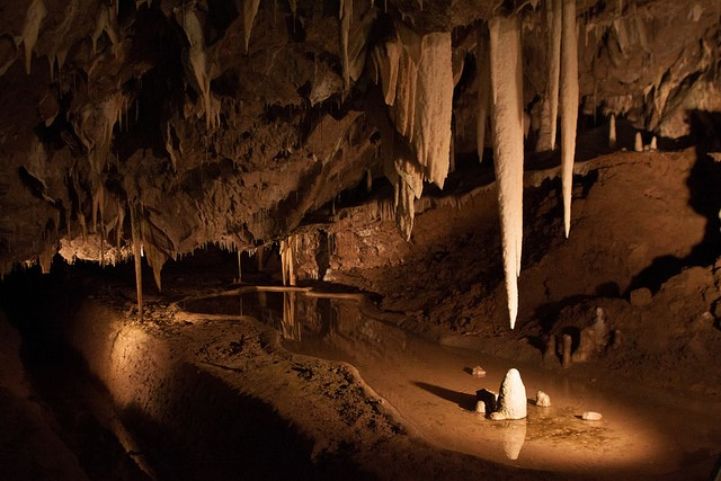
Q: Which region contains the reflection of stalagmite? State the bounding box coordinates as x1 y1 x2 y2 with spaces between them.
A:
560 0 579 238
500 419 527 460
489 16 524 329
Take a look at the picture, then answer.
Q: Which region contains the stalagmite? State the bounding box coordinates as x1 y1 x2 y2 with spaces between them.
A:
560 0 578 238
339 0 353 90
475 30 490 163
634 132 643 152
650 135 658 151
608 113 617 148
539 0 561 152
20 0 47 75
489 15 524 329
129 205 143 321
243 0 261 54
489 369 527 420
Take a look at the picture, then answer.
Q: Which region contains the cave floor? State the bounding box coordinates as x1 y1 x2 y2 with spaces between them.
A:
172 287 721 480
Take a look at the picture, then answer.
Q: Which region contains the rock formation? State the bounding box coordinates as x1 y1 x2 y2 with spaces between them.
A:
490 369 527 421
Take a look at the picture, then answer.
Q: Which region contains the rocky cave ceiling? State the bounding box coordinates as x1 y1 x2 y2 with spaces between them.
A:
0 0 720 326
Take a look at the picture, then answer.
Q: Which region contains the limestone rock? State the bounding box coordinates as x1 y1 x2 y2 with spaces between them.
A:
535 390 551 407
581 411 603 421
489 369 527 420
630 287 653 306
472 366 487 378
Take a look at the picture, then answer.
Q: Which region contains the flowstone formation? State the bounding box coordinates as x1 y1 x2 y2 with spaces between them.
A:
1 0 720 327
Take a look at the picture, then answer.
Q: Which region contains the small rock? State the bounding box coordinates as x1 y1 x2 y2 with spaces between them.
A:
630 287 653 306
475 400 486 414
581 411 603 421
476 389 498 413
536 390 551 407
472 366 487 378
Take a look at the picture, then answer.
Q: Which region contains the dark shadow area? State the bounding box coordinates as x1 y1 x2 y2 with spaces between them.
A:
626 110 721 295
412 381 476 411
0 262 377 481
475 389 498 413
121 362 376 481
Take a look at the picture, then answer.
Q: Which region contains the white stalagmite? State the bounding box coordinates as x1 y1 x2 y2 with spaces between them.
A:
243 0 261 53
650 135 658 151
489 15 524 329
21 0 47 75
339 0 353 90
608 113 617 148
540 0 561 152
476 30 490 163
634 131 643 152
490 368 528 420
560 0 578 238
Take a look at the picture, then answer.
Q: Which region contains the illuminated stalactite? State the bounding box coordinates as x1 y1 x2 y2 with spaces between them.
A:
560 0 578 239
489 15 524 329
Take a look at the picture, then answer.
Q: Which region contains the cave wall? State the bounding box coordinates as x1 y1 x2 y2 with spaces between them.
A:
1 0 719 290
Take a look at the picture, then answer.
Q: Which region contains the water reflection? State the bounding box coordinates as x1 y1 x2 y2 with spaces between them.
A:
179 289 721 477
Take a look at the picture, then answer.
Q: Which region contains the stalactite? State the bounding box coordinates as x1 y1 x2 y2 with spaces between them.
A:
237 250 242 282
476 29 490 163
539 0 561 152
243 0 261 54
21 0 46 74
489 15 524 329
280 237 296 286
608 113 617 148
129 204 143 321
339 0 353 90
560 0 578 239
181 9 219 129
374 24 453 189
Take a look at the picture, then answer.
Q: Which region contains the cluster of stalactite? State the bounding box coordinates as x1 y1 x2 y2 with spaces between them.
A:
6 0 720 329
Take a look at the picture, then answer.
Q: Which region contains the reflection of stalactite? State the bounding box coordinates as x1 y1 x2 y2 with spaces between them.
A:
281 292 301 341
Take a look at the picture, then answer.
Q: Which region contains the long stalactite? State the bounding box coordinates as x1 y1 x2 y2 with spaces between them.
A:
489 15 525 329
560 0 579 238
